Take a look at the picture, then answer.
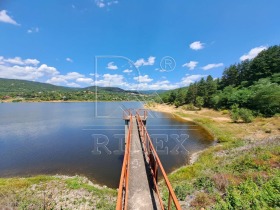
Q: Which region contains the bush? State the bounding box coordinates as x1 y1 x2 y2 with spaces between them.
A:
239 108 254 123
214 177 280 209
221 110 229 115
194 177 215 193
230 104 254 123
230 111 240 122
195 96 204 110
191 192 213 208
174 183 193 201
182 103 196 111
230 104 240 122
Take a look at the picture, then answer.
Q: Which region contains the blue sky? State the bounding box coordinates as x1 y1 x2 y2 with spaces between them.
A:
0 0 280 90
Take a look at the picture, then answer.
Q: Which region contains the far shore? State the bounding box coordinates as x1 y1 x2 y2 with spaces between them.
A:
0 100 144 103
145 103 280 166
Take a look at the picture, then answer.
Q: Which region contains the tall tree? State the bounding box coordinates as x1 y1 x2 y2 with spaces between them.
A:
220 65 239 88
205 75 217 107
186 83 197 104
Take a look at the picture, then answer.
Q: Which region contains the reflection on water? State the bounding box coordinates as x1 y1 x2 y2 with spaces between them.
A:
0 102 213 188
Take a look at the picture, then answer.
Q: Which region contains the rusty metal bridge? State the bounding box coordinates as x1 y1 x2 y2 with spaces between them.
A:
116 109 181 210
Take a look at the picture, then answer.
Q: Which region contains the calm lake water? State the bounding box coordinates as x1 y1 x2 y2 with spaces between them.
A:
0 102 213 188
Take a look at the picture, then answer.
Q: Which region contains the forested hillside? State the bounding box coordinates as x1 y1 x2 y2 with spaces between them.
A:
157 45 280 118
0 78 147 102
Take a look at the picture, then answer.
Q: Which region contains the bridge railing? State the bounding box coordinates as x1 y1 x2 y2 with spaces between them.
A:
136 110 182 210
122 109 132 120
116 112 133 210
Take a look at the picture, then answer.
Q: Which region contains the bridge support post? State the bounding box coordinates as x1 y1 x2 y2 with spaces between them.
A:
124 119 130 144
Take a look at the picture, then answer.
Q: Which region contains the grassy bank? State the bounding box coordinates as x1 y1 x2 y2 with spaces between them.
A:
0 175 117 209
146 103 280 209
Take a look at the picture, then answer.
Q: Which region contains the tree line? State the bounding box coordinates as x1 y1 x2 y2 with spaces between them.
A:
157 45 280 118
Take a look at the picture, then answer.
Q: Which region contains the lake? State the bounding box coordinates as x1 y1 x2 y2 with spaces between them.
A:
0 102 213 188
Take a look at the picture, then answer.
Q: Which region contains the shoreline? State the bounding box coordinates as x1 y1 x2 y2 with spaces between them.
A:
145 103 216 165
0 100 144 103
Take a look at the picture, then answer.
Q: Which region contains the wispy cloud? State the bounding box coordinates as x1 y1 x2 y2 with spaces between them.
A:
182 61 198 70
133 75 153 83
95 0 119 8
0 56 40 66
76 77 93 84
134 56 155 68
123 69 132 73
240 46 267 61
107 62 118 70
0 10 20 26
189 41 204 50
27 27 39 33
180 74 206 86
95 74 125 87
202 63 223 70
66 58 73 63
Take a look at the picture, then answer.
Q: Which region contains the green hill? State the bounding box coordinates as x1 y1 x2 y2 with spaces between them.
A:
0 78 148 102
0 78 76 93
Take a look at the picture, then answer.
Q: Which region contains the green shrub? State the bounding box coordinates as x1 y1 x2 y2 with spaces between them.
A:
230 104 240 122
230 111 240 122
174 183 193 201
194 177 215 193
221 110 229 115
230 104 254 123
239 108 254 123
182 103 196 111
214 177 280 209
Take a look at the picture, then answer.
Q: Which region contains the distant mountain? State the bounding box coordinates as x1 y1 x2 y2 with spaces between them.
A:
0 78 76 93
82 86 128 93
0 78 170 94
137 90 167 94
0 78 142 94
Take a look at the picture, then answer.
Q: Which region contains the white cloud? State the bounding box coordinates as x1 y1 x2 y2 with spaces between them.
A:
134 56 155 68
95 74 125 87
0 10 19 26
0 63 58 81
63 72 85 80
123 80 179 91
123 69 133 73
0 56 60 81
66 82 80 87
143 80 179 90
27 27 39 33
89 73 100 78
107 62 118 70
76 78 94 84
189 41 204 50
46 72 85 85
46 77 67 84
240 46 268 61
2 56 40 66
180 74 206 86
182 61 198 70
202 63 224 70
95 0 118 8
66 58 73 62
38 64 59 75
133 75 153 83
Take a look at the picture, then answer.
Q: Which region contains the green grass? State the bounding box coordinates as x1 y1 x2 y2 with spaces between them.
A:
0 175 117 209
65 177 117 197
164 111 280 209
0 175 56 190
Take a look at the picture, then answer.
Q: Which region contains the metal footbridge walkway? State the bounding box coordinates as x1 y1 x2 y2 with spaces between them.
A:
116 109 181 210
